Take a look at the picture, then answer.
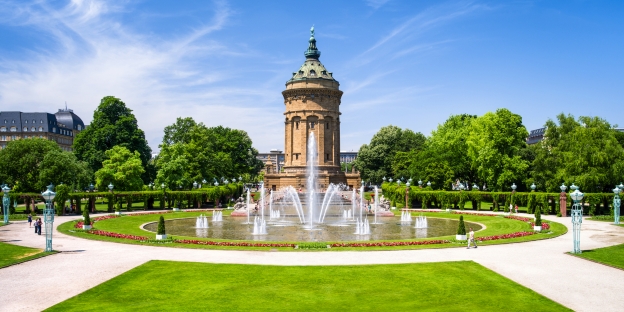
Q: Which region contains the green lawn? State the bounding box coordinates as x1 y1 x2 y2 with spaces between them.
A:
0 241 54 268
57 211 566 251
46 260 569 312
572 243 624 270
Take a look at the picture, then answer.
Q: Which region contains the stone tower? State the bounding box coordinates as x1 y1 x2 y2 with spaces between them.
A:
264 27 360 191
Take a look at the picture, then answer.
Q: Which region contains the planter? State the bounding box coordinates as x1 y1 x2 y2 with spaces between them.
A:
114 211 123 215
173 208 181 212
456 234 467 241
156 234 167 240
533 225 542 232
82 225 92 230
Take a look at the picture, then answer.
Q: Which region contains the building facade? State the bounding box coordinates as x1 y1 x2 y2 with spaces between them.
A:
259 150 357 174
0 108 85 151
526 127 546 145
263 28 360 190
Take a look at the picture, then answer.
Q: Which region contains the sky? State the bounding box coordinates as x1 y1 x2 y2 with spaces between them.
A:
1 0 623 153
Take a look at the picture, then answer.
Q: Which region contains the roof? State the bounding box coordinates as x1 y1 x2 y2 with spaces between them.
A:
287 27 337 84
55 109 85 130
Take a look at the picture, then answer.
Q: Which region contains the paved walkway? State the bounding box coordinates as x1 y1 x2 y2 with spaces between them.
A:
1 212 623 311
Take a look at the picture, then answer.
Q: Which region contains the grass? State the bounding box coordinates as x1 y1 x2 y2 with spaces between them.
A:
0 241 55 268
571 243 624 270
46 260 570 312
57 211 566 251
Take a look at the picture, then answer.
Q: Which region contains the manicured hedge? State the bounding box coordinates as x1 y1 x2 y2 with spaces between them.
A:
382 182 616 215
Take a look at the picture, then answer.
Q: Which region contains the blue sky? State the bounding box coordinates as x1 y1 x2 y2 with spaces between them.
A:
1 0 623 153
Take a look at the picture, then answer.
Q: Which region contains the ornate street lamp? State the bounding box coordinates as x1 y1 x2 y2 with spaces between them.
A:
426 181 431 188
570 188 584 254
560 183 567 192
193 181 198 189
108 183 114 192
149 182 153 190
382 176 386 182
389 178 393 183
459 183 465 191
511 183 517 192
613 186 621 226
418 180 423 188
232 178 237 183
570 183 578 191
397 180 401 186
214 181 219 187
161 183 165 190
405 181 411 209
530 183 536 191
89 183 94 192
472 183 479 190
406 181 411 187
2 185 10 224
41 184 56 252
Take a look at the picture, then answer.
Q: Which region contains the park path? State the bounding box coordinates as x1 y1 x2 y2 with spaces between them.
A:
0 212 623 312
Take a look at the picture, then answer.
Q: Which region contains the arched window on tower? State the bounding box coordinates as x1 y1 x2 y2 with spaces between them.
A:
309 70 316 77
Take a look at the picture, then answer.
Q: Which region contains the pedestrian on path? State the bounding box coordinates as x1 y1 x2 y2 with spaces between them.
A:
467 227 477 249
36 218 42 235
27 214 32 227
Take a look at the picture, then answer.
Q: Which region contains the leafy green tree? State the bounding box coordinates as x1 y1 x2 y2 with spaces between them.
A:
425 114 477 183
38 150 92 191
95 146 145 191
354 125 425 183
157 216 166 235
422 161 454 190
156 118 263 189
532 114 624 192
0 138 61 192
466 109 529 191
73 96 153 182
54 184 71 216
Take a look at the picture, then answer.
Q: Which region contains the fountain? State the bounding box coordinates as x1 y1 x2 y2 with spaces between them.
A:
196 214 209 228
354 218 371 235
414 215 428 228
212 211 223 222
252 216 267 235
400 210 412 223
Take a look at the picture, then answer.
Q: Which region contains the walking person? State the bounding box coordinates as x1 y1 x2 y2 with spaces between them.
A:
467 227 477 249
27 214 32 227
36 218 42 235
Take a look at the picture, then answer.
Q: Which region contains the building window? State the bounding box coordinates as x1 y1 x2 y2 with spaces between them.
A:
25 120 28 124
12 120 15 123
77 125 82 130
296 121 299 130
23 127 28 132
326 122 329 129
1 135 5 141
310 122 315 129
295 154 299 160
32 120 36 124
10 127 16 132
38 127 43 132
31 127 35 131
0 127 5 132
52 127 56 132
24 135 28 138
11 135 16 140
39 135 43 138
40 120 43 124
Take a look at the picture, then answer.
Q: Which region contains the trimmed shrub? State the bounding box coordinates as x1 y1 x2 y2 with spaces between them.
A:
535 205 542 226
457 215 466 235
83 209 91 226
157 216 166 235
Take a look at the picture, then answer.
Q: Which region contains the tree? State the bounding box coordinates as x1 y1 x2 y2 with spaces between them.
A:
157 216 166 235
38 150 92 191
73 96 153 183
0 138 61 192
156 118 263 189
354 125 426 183
457 215 466 235
94 146 145 191
532 114 624 192
466 109 529 191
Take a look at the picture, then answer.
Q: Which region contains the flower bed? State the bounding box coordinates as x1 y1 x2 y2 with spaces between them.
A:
87 230 150 241
330 240 450 248
75 215 121 228
452 211 498 217
476 231 536 241
174 239 295 248
531 222 550 230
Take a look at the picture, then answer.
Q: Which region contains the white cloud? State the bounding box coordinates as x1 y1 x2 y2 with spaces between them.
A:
0 0 283 152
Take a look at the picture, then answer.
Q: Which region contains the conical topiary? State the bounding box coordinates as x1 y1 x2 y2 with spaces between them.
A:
457 215 466 235
535 206 542 226
83 209 91 226
157 216 166 235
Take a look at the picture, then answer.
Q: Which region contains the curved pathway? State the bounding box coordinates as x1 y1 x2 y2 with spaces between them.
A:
1 212 623 312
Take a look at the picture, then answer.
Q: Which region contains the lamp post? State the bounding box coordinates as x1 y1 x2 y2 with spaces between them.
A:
530 183 536 192
2 185 10 224
570 188 584 254
149 182 153 190
418 179 422 188
426 181 431 188
193 181 198 189
613 186 620 225
41 184 56 252
89 183 94 192
405 181 410 209
511 183 517 193
472 183 479 191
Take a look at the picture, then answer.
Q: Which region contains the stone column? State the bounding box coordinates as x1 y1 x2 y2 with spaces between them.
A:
560 192 567 217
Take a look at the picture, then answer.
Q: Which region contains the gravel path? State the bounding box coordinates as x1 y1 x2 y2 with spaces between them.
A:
1 212 623 312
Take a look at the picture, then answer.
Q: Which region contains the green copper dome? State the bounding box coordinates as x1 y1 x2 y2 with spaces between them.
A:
287 27 337 84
